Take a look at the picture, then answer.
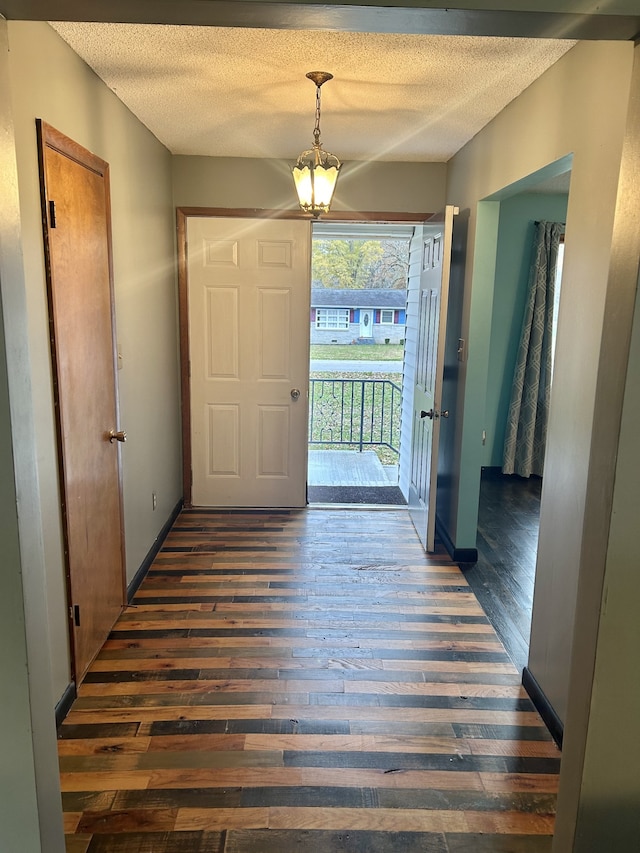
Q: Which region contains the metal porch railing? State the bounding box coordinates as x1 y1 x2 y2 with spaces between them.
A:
308 378 402 455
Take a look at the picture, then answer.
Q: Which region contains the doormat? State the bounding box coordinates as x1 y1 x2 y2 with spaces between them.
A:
307 485 407 505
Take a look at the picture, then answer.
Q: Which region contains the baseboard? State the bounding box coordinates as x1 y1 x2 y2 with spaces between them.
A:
480 465 504 479
55 681 77 729
435 514 478 563
481 466 542 483
127 498 183 602
522 665 564 749
54 501 182 728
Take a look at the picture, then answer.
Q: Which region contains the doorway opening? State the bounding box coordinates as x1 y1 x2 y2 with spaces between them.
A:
307 222 412 505
465 163 571 671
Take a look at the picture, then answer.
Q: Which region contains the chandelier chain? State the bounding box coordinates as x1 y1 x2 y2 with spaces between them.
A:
313 85 322 146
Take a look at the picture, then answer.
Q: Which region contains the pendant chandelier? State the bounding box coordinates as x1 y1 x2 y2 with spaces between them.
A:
292 71 341 218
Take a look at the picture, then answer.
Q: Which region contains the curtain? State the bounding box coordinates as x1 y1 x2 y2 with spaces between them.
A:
503 220 563 478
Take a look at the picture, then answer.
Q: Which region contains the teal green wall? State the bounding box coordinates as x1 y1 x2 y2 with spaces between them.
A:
484 192 569 467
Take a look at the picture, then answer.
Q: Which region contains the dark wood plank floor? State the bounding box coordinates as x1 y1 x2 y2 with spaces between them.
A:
462 472 542 674
59 508 558 852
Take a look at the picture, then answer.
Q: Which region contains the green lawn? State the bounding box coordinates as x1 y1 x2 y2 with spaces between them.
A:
310 344 404 361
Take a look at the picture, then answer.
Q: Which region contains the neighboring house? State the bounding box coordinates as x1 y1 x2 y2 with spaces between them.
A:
310 288 407 344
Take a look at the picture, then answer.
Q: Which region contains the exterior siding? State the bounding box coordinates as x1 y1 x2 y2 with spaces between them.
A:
312 325 359 345
399 226 423 497
311 320 406 345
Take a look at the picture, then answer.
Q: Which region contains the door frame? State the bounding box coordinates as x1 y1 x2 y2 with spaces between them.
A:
177 207 432 507
36 120 127 681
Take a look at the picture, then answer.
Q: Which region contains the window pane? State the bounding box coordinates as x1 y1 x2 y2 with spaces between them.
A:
316 308 349 329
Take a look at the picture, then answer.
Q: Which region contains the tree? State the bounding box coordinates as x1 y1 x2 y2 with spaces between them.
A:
368 239 411 289
312 238 409 289
312 239 382 289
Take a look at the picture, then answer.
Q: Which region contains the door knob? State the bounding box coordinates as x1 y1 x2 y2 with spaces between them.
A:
441 410 449 418
420 409 434 419
109 429 127 443
290 389 301 400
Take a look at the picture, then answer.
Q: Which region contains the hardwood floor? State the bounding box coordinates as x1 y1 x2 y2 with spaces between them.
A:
59 508 558 852
462 473 542 674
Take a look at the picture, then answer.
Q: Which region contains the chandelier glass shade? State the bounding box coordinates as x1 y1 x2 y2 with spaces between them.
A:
292 72 341 218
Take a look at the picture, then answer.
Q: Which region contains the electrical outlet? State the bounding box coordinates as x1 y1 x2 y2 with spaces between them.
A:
152 492 157 510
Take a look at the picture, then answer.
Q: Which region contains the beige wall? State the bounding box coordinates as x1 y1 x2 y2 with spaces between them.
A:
551 41 640 851
0 18 66 851
6 21 182 703
0 217 61 853
173 155 447 214
445 39 634 726
570 282 640 849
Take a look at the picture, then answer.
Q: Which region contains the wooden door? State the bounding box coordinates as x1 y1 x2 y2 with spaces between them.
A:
187 216 311 507
408 206 457 551
37 121 125 681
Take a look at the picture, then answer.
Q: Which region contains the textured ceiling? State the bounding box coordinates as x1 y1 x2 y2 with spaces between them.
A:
49 23 575 162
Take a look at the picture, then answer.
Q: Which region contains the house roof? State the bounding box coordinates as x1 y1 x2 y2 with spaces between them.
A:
311 288 407 309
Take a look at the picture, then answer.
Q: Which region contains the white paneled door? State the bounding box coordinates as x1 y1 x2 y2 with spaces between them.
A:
187 217 311 507
407 206 457 551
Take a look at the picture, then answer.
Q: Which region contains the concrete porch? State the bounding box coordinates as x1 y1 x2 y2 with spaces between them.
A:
307 449 398 487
